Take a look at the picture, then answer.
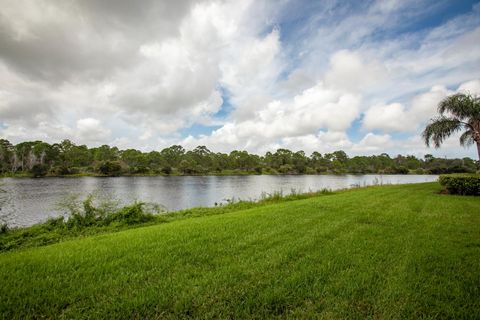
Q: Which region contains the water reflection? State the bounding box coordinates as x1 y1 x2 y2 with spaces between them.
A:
0 174 438 227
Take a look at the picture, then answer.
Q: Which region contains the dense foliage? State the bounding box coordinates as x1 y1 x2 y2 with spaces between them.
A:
439 174 480 195
0 138 478 177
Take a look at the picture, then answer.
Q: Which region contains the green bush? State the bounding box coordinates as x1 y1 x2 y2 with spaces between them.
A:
439 174 480 196
394 166 409 174
56 195 161 229
96 161 122 176
106 202 157 225
51 165 71 175
30 164 49 177
129 165 149 174
414 168 426 174
278 164 294 174
161 166 172 174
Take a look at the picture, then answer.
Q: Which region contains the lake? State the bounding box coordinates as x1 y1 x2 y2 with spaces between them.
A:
0 174 438 227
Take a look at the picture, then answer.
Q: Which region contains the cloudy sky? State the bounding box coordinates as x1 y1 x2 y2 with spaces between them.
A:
1 0 479 157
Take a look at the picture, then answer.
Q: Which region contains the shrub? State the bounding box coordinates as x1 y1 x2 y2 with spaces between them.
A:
439 174 480 196
106 202 158 225
305 167 316 174
394 166 409 174
51 165 71 175
161 166 172 175
315 167 327 173
278 164 294 174
129 165 149 174
68 167 80 174
30 164 49 177
96 161 122 176
65 195 101 228
56 194 163 228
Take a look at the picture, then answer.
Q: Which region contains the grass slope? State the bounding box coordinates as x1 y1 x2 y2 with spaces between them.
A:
0 183 479 319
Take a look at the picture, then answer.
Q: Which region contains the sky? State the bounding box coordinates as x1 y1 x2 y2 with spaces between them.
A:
0 0 479 158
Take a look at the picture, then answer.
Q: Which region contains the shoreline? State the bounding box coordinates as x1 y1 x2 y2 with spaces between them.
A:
0 171 439 179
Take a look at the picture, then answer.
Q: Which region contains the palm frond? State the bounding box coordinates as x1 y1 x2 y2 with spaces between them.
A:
422 116 463 148
438 93 480 121
459 129 475 147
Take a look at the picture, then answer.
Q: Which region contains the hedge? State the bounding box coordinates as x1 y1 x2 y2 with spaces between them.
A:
438 174 480 196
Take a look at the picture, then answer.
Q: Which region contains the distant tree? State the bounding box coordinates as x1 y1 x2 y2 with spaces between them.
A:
292 151 308 173
423 93 480 160
394 166 409 174
14 141 36 171
462 157 477 172
146 151 164 169
161 145 185 167
0 139 13 173
69 145 93 167
54 140 91 168
332 150 349 163
213 152 229 171
311 151 322 163
179 159 195 175
229 150 258 171
121 149 145 169
348 156 372 174
31 142 49 165
0 138 478 176
93 145 119 162
268 149 293 169
278 164 294 174
424 154 434 162
190 146 213 170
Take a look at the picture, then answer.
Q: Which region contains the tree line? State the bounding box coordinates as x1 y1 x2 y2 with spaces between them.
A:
0 139 477 177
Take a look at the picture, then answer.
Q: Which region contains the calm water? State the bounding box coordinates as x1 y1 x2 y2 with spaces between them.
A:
0 174 438 227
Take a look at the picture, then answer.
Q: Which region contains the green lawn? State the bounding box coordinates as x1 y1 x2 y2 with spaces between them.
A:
1 183 479 319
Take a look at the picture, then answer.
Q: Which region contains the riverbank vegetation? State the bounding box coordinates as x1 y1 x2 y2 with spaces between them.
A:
1 139 478 177
0 188 333 252
0 183 479 318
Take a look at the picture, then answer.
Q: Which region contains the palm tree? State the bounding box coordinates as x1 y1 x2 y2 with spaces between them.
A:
423 93 480 160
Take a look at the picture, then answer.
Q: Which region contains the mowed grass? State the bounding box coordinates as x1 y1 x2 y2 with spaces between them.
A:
1 183 479 319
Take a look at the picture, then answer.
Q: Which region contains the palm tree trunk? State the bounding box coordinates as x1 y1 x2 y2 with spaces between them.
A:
477 141 480 161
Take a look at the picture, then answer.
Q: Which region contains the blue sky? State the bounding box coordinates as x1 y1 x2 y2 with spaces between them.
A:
0 0 479 158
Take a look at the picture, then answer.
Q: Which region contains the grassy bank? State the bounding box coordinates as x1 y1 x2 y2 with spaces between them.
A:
0 189 333 252
0 183 479 319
